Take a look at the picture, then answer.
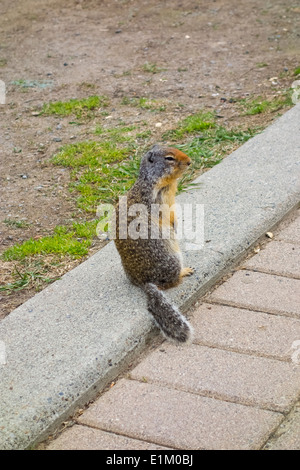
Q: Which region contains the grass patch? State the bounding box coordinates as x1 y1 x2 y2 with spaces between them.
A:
1 232 90 261
93 125 137 143
176 126 258 189
52 140 130 168
163 111 216 140
294 66 300 76
136 130 152 139
3 219 31 229
41 95 108 118
11 79 53 89
52 138 138 211
239 91 293 115
0 263 60 293
70 156 140 210
121 96 167 111
1 220 100 261
50 116 157 212
142 62 167 74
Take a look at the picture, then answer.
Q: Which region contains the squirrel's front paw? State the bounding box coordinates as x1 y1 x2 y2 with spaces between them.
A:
180 267 194 278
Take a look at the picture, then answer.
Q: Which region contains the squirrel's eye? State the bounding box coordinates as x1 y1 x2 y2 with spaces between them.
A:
165 156 175 161
148 153 154 163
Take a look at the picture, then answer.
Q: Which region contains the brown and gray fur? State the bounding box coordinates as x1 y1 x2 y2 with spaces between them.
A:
114 145 194 343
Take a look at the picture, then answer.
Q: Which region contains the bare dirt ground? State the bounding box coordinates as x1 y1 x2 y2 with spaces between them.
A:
0 0 299 318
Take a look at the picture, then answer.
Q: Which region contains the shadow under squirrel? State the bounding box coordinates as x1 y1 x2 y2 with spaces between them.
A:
114 145 194 343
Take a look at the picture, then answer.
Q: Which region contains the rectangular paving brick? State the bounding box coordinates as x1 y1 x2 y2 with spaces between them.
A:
245 241 300 278
209 270 300 318
192 303 300 361
130 344 300 413
267 407 300 450
79 379 283 450
277 213 300 245
46 425 170 450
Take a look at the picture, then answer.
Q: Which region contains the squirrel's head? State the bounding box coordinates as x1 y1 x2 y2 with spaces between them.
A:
139 145 191 185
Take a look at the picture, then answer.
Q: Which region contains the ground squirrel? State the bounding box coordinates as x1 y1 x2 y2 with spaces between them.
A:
114 145 194 343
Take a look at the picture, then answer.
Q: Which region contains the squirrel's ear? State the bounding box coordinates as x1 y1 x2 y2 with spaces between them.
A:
148 151 154 163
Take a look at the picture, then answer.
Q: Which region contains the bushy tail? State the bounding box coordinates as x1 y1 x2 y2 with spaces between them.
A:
143 283 193 344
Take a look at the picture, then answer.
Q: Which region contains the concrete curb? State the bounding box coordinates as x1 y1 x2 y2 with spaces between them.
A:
0 104 299 450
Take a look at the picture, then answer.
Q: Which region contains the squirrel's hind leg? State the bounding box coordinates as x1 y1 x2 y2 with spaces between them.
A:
158 278 182 290
158 267 194 289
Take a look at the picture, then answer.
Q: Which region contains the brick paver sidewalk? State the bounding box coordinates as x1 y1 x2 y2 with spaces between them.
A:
46 210 300 450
